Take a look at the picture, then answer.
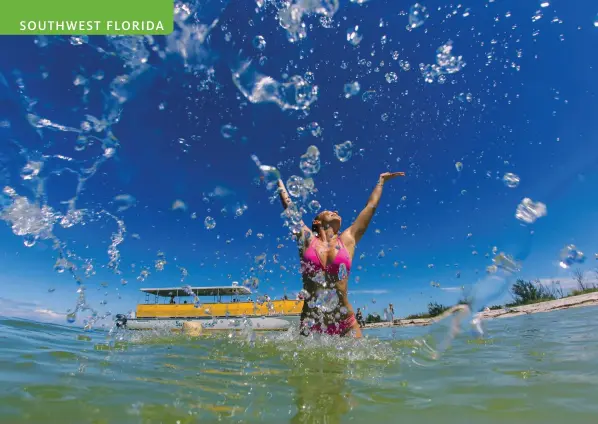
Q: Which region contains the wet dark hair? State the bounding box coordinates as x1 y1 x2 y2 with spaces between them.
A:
311 219 320 233
311 211 328 233
311 211 341 234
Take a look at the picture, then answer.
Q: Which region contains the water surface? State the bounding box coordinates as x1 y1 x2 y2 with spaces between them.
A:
1 307 597 423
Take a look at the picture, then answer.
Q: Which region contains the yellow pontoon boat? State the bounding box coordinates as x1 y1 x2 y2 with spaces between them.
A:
115 285 303 331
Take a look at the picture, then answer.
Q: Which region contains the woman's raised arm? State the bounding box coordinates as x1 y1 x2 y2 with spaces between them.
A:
346 172 404 244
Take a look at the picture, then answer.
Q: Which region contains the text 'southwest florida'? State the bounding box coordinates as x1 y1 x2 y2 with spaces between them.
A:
19 20 165 31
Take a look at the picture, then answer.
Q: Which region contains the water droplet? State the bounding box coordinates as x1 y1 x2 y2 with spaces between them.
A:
540 1 550 7
66 312 77 323
232 62 318 111
172 199 187 211
204 216 216 230
308 200 321 213
408 3 429 29
346 26 363 46
69 36 88 46
54 258 68 274
515 198 547 224
486 265 498 274
532 10 543 22
559 245 585 269
286 175 305 197
255 253 267 268
344 81 361 98
334 141 353 162
493 252 520 274
23 235 37 248
315 289 339 312
20 161 43 180
221 124 238 139
253 35 266 51
300 146 321 177
114 194 136 212
385 72 398 83
307 122 322 137
252 155 281 190
399 60 411 71
154 252 167 271
503 172 520 188
362 90 376 102
338 263 348 280
455 161 463 172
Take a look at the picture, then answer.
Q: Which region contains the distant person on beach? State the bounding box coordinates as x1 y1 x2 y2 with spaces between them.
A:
355 308 365 327
277 172 405 338
388 303 395 324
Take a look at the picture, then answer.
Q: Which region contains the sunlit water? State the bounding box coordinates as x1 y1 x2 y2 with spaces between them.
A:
2 307 597 423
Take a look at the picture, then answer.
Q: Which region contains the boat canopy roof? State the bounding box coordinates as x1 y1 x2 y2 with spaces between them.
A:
140 286 252 297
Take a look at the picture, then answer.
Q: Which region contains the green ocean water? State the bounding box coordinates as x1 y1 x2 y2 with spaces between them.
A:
1 307 597 424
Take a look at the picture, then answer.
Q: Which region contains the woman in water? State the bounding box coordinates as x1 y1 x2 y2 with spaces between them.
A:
277 171 405 337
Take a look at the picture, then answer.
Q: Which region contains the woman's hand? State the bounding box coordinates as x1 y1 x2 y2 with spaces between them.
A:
378 171 405 185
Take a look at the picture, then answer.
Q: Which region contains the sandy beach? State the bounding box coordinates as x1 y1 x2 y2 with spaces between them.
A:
364 292 598 329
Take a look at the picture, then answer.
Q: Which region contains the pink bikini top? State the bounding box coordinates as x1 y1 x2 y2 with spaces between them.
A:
301 236 352 278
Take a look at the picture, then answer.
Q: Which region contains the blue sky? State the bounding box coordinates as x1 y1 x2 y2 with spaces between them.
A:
1 0 598 325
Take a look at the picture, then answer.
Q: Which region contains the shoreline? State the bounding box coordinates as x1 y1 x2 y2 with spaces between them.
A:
363 292 598 329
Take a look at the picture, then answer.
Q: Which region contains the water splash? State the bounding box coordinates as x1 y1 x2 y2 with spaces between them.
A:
277 0 339 43
232 60 318 111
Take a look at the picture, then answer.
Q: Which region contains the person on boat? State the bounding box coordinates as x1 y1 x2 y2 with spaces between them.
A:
169 295 175 304
277 171 405 338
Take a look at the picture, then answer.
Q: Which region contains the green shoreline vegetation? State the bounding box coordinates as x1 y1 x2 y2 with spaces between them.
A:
380 268 598 322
